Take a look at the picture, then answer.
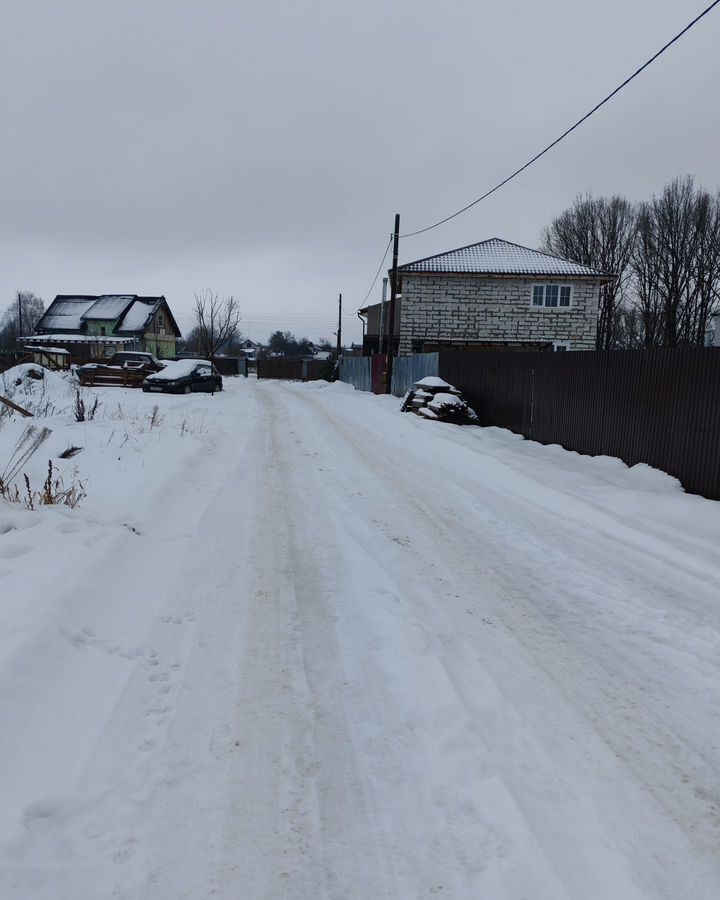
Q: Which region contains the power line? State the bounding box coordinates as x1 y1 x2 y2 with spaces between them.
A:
401 0 720 239
356 235 393 311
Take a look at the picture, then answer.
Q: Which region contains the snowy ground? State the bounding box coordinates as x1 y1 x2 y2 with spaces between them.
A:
1 370 719 899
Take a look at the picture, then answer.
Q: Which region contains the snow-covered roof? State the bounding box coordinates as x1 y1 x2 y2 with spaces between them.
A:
82 295 135 321
37 296 97 331
24 345 70 355
115 299 157 333
398 238 612 278
115 297 180 336
23 334 134 344
36 294 180 338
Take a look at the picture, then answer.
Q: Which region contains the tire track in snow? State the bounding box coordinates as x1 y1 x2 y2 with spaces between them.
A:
211 386 402 899
271 381 720 899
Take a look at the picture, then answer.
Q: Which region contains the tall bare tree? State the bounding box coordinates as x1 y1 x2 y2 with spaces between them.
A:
0 292 44 349
631 176 720 347
690 191 720 345
541 194 637 349
192 290 242 358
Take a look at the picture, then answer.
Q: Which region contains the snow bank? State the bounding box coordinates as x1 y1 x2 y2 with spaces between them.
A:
1 365 77 418
2 364 74 395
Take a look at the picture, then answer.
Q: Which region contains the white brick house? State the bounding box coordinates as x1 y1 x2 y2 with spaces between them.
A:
378 238 614 355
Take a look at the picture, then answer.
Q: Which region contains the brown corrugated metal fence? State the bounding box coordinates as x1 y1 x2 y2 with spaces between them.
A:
439 348 720 500
256 358 327 380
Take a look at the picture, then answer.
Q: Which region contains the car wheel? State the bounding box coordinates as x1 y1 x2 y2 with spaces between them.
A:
184 385 191 394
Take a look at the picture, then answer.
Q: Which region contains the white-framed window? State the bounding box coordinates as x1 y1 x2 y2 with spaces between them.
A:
531 284 572 308
553 341 571 352
158 314 165 328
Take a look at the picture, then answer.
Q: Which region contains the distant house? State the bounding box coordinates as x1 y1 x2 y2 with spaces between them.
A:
238 338 262 359
30 295 181 360
360 238 614 355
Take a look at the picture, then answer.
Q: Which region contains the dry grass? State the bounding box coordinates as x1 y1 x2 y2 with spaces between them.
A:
58 446 83 459
0 460 86 510
1 426 51 485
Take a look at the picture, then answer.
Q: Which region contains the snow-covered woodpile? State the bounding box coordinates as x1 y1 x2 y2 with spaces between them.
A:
401 376 479 424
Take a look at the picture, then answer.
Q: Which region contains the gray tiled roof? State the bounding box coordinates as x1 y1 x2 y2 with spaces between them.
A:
398 238 611 277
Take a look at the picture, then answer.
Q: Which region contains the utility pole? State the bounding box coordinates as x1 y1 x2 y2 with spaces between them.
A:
336 293 342 358
385 213 400 394
17 292 23 340
378 277 388 355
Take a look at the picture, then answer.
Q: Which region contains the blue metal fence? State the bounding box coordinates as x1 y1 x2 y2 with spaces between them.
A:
339 352 439 396
391 353 439 396
339 356 371 392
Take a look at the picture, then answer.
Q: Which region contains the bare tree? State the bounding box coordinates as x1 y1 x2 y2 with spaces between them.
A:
631 204 664 346
0 292 45 350
192 290 242 359
683 188 720 345
541 194 637 349
631 176 720 347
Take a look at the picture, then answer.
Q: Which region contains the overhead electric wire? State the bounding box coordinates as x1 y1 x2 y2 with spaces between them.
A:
400 0 720 239
356 235 393 311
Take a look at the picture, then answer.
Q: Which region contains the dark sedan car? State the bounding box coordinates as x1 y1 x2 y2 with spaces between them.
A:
142 359 222 394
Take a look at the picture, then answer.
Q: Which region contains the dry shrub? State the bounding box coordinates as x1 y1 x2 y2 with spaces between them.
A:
74 391 85 422
19 461 86 510
58 446 83 459
149 405 162 428
2 426 51 484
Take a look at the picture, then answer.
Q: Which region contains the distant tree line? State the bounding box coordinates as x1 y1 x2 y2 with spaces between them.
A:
267 331 332 357
0 292 44 351
541 175 720 349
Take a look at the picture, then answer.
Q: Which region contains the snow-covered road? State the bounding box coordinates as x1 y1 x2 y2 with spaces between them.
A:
1 376 720 899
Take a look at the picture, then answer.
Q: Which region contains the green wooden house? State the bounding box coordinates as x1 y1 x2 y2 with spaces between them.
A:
31 295 181 359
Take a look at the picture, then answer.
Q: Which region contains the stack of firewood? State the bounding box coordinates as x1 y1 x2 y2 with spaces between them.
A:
400 376 479 425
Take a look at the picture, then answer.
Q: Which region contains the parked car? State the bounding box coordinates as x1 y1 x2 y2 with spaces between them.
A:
76 351 166 385
107 351 165 371
142 359 223 394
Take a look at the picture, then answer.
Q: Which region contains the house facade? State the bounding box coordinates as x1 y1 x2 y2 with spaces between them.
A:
31 295 181 359
364 239 614 355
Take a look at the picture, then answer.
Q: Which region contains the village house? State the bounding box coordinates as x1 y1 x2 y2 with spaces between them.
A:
28 294 181 360
360 238 614 355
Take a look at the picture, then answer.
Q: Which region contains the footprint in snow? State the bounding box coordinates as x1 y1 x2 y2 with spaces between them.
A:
0 543 32 559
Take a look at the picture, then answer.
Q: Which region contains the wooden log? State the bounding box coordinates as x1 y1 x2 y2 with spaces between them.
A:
0 394 33 417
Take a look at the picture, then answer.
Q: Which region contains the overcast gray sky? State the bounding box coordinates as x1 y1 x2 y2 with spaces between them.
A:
1 0 718 344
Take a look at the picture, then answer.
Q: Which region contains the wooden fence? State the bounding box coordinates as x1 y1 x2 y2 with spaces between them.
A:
438 347 720 501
